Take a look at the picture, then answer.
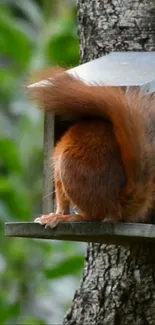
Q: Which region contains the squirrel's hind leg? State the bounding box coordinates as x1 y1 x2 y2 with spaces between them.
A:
34 166 87 227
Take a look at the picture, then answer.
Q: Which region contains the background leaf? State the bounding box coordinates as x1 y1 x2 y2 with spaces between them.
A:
45 256 84 279
0 7 31 68
47 32 79 67
0 138 21 173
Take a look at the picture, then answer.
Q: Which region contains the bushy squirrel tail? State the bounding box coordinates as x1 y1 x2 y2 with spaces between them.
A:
28 68 154 196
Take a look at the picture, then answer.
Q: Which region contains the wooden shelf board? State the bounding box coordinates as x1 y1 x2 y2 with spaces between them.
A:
4 222 155 245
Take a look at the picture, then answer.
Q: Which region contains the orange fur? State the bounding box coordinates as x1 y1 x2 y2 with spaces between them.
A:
30 68 155 227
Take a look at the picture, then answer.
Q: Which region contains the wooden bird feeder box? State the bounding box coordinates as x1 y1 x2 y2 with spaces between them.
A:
5 51 155 245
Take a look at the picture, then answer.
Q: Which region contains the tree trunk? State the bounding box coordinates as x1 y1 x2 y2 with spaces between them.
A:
63 1 155 324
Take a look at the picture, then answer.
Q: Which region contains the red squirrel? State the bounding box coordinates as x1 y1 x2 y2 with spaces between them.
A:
28 68 155 228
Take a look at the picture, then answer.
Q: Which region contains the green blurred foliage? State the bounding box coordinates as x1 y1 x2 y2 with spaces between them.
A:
0 0 84 324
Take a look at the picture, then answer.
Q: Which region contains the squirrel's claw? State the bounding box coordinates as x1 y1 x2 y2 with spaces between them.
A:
34 213 61 228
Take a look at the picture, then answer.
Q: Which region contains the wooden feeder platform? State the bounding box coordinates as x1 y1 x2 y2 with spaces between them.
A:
4 222 155 245
5 52 155 246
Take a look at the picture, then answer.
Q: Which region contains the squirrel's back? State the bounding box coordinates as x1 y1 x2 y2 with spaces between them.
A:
53 119 126 221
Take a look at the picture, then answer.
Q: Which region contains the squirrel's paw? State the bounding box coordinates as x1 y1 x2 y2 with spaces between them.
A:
34 213 61 228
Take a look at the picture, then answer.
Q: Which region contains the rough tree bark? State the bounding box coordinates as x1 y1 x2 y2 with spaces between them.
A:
63 1 155 325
